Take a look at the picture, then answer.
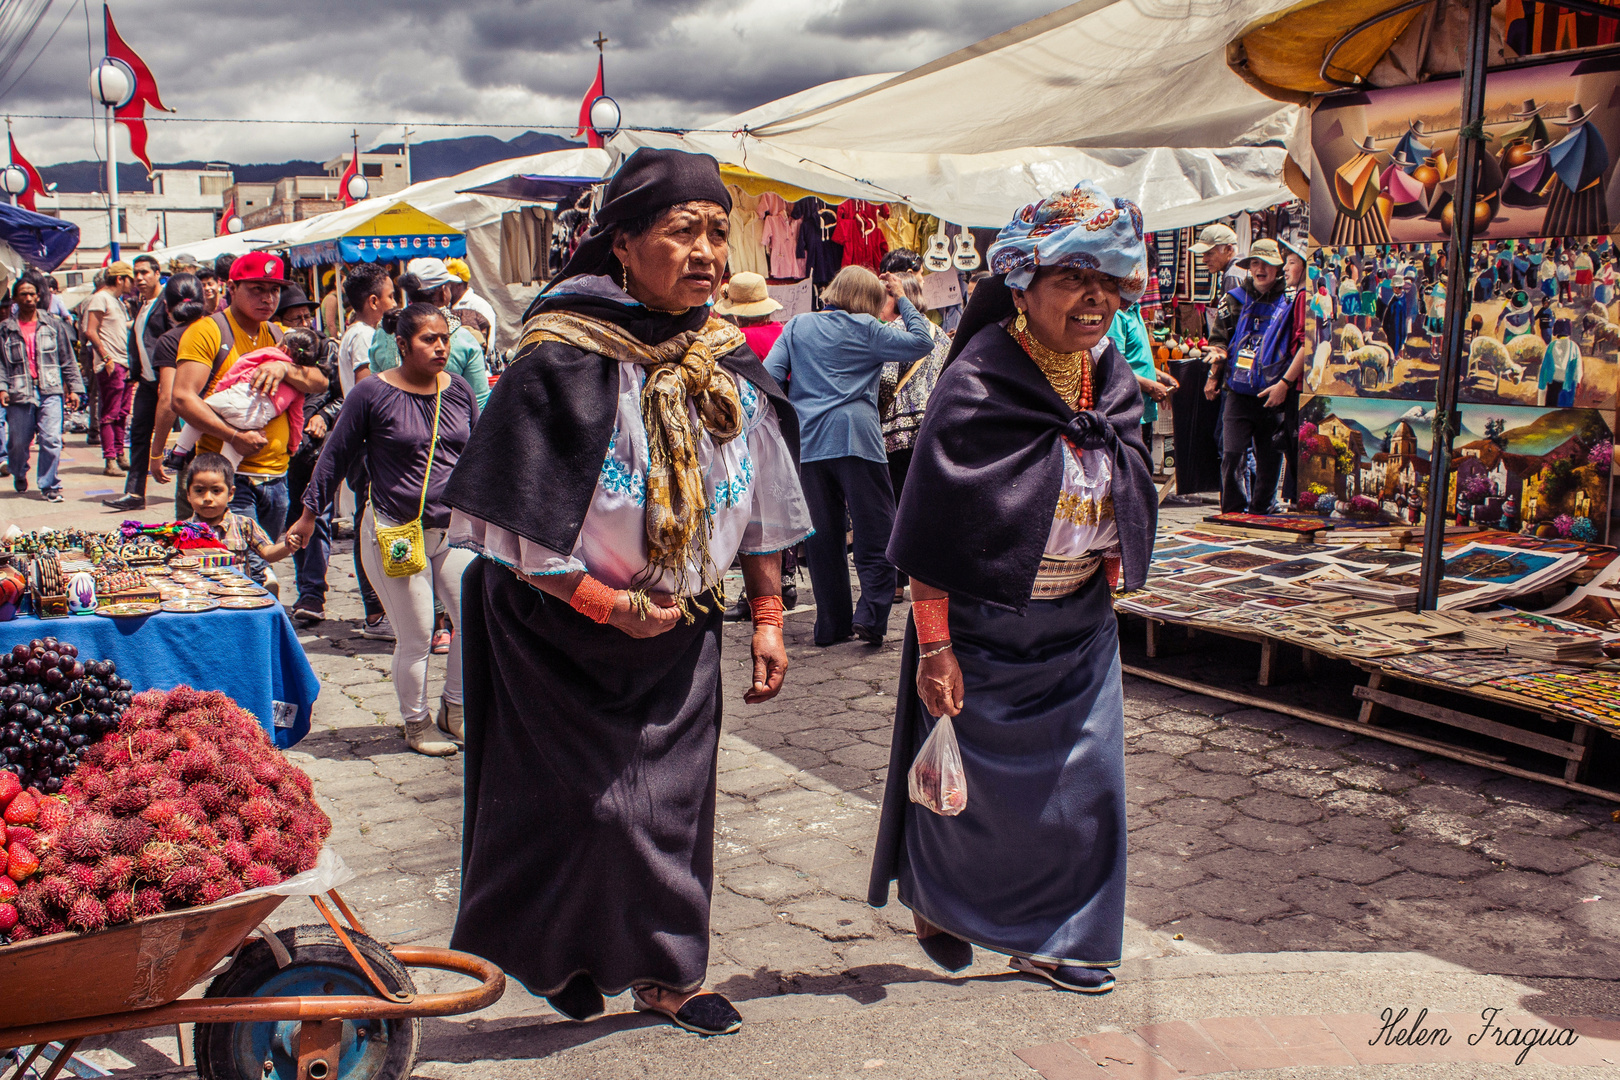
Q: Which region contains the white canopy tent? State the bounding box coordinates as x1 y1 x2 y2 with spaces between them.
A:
615 0 1307 232
154 148 613 344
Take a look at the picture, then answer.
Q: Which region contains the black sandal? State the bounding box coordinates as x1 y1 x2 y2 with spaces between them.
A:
545 973 605 1021
632 987 743 1036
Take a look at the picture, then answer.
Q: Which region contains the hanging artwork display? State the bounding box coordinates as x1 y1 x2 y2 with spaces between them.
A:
1309 54 1620 245
1301 238 1618 410
1297 395 1613 539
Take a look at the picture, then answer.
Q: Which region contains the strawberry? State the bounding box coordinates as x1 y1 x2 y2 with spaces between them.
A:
0 771 21 806
0 876 17 902
3 791 37 826
0 902 16 932
5 826 35 849
6 841 39 881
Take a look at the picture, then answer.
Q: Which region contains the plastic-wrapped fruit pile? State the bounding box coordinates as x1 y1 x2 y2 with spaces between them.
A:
1 686 330 945
1 637 130 793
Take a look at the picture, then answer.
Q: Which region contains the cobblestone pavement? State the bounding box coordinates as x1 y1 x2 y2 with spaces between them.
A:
10 488 1614 1076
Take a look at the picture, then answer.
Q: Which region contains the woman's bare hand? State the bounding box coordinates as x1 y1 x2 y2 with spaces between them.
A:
917 648 964 717
745 625 788 703
607 589 683 638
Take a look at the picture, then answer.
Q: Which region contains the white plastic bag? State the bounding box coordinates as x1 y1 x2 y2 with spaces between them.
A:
908 714 968 816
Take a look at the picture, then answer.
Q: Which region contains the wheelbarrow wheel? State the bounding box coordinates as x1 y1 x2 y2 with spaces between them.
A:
195 924 421 1080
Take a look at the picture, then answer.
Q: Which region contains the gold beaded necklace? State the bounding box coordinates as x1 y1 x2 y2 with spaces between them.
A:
1012 311 1094 410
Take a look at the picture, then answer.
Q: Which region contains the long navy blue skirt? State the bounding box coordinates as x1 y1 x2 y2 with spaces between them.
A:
867 572 1127 968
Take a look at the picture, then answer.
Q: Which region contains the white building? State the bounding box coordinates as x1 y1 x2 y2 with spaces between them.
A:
37 166 233 282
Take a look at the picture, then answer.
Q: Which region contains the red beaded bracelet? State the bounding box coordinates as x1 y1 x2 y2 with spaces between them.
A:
912 597 950 644
749 595 785 628
569 574 618 624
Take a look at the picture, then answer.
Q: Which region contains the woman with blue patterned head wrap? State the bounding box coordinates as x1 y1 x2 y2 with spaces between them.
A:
868 181 1156 994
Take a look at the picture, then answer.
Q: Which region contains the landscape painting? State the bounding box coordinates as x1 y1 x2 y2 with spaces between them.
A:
1297 395 1613 538
1310 55 1620 244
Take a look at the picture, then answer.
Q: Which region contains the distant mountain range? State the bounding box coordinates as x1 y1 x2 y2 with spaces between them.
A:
37 131 583 194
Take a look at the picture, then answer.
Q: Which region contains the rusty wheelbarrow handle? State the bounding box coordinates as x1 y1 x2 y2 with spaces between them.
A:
0 945 506 1049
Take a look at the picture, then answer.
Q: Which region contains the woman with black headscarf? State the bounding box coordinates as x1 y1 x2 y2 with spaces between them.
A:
445 149 810 1035
867 182 1156 994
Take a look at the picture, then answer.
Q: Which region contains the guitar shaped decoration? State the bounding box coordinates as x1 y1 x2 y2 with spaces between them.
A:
923 224 952 272
951 230 981 271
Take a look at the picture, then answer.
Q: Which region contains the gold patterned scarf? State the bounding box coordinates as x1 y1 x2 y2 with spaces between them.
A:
519 311 747 598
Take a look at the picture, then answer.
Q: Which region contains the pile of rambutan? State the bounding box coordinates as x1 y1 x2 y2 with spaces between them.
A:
2 685 329 944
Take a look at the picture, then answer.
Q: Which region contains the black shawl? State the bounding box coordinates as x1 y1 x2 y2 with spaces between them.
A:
887 280 1155 611
444 281 799 553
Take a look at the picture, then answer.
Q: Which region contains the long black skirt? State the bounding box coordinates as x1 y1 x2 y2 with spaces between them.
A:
450 559 725 996
867 573 1127 968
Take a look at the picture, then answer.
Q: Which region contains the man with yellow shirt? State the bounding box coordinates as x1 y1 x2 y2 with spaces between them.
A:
172 252 328 582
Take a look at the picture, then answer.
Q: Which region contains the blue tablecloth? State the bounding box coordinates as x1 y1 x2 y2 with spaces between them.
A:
0 602 319 748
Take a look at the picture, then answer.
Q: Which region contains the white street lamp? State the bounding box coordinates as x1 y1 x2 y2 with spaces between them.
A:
225 216 243 234
0 165 28 203
345 172 370 202
90 59 136 261
589 95 622 141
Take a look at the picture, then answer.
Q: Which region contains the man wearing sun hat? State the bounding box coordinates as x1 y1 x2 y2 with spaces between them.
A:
171 250 328 574
1209 238 1307 514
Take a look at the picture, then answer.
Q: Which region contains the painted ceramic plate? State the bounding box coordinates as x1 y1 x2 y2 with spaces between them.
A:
168 556 200 569
210 583 267 597
161 597 220 614
217 595 275 610
95 601 161 617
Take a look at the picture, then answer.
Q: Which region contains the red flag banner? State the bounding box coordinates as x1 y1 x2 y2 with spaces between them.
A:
145 223 162 250
105 5 173 175
217 197 235 236
339 149 360 207
8 133 43 212
574 57 604 149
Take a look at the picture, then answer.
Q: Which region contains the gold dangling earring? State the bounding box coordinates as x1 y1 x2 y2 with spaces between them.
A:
620 263 630 293
1014 309 1028 334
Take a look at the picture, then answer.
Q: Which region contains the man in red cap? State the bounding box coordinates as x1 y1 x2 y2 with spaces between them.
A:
171 251 329 583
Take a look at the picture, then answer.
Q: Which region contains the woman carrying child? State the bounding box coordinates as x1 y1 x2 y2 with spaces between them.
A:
288 304 480 756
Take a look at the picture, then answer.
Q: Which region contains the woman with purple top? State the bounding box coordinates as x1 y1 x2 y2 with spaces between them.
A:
287 303 479 757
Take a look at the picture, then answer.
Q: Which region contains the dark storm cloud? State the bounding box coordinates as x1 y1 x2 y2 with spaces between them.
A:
8 0 1059 164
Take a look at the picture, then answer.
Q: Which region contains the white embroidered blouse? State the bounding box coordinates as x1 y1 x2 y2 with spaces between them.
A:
450 364 813 595
1044 439 1118 559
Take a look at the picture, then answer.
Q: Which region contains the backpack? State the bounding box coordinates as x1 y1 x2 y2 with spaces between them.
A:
1224 285 1294 397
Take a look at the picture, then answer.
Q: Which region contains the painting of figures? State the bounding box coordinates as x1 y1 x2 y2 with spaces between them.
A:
1310 55 1620 245
1300 239 1618 411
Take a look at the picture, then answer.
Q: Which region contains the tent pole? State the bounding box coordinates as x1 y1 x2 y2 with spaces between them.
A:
336 262 346 334
1417 0 1493 611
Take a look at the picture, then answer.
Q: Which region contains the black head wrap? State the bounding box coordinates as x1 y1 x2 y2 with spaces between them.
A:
547 148 733 291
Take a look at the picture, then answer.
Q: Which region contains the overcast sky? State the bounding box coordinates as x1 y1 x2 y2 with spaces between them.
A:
5 0 1060 166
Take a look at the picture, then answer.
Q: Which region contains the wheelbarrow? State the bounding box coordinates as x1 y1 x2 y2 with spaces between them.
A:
0 887 504 1080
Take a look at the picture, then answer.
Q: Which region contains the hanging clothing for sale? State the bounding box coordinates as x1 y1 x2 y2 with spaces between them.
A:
793 197 844 286
757 192 805 280
726 186 769 278
500 207 556 285
832 200 890 272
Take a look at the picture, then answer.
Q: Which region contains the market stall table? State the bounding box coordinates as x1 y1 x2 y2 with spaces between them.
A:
0 602 318 748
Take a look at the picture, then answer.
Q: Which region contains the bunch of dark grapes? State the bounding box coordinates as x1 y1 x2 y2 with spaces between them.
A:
0 638 129 794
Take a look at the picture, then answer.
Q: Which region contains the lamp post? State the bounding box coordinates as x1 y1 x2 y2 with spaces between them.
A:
90 59 134 263
589 95 622 142
0 165 27 207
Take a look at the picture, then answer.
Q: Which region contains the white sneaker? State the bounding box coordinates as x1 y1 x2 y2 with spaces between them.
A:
360 616 395 641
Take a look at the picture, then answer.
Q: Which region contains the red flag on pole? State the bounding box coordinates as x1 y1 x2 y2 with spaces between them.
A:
7 133 43 212
105 5 173 175
217 197 235 236
574 57 604 149
339 149 360 207
145 223 162 250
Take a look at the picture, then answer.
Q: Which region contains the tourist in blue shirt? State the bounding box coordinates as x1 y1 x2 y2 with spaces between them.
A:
765 266 934 647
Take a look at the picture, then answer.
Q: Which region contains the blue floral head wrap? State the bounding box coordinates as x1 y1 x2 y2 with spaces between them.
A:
987 181 1148 302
